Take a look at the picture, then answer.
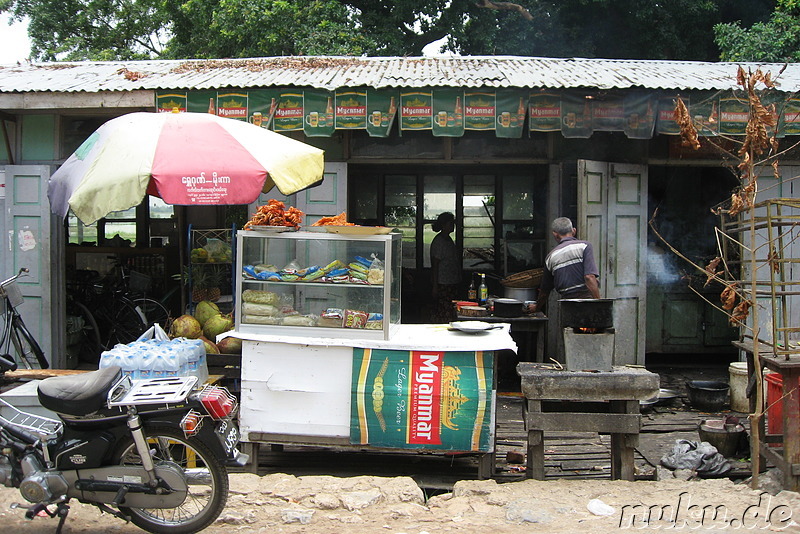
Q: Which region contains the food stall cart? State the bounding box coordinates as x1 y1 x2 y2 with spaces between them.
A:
221 228 517 478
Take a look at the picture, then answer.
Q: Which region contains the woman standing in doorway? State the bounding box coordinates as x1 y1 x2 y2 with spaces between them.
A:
430 212 460 323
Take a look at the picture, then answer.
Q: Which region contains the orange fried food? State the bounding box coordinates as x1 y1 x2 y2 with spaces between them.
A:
311 211 356 226
243 199 304 229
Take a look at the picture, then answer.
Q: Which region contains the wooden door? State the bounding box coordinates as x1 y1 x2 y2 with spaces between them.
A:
3 165 62 367
578 160 648 365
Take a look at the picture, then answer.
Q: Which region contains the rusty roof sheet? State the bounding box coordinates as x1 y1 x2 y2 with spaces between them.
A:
1 56 799 93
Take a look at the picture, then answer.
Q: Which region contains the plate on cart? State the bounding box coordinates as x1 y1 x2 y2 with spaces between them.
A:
247 225 298 232
449 321 499 333
325 226 393 235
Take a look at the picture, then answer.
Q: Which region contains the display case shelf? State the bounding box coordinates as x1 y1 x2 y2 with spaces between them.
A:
235 230 401 340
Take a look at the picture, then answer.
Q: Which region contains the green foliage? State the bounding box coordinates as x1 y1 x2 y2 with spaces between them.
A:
0 0 778 61
716 0 800 62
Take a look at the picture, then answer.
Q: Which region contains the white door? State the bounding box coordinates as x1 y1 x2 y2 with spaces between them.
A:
293 162 348 224
3 165 62 367
250 162 347 313
578 160 648 365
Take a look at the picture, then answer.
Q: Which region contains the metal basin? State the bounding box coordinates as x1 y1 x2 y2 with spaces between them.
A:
559 298 614 329
687 380 729 412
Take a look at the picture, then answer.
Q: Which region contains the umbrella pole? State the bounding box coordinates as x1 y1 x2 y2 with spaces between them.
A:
177 206 187 314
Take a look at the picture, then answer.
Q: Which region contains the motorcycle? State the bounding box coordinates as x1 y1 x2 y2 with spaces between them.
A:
0 365 247 533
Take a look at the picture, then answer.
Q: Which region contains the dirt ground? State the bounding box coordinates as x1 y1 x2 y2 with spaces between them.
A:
1 472 800 533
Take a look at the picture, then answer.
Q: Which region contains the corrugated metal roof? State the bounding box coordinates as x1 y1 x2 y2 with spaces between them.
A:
1 56 799 93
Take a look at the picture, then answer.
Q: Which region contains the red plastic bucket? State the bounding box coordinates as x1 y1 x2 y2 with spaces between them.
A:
765 373 800 446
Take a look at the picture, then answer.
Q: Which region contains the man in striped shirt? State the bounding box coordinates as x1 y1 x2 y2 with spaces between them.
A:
534 217 600 313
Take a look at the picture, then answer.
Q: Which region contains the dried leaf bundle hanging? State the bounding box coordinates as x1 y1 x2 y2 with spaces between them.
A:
674 98 700 150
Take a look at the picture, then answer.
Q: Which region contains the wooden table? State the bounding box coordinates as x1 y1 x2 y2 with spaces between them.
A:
517 363 659 481
733 340 800 491
456 313 548 363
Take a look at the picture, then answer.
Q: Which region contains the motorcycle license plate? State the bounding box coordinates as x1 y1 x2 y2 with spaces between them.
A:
215 418 239 456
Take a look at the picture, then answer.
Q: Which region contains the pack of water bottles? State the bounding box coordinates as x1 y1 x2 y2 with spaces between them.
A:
98 325 208 383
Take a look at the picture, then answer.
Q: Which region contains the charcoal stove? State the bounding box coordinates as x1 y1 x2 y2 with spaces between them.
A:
559 298 615 371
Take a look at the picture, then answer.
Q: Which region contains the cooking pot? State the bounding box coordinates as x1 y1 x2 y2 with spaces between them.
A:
559 298 615 329
687 380 729 412
493 298 524 318
504 286 537 302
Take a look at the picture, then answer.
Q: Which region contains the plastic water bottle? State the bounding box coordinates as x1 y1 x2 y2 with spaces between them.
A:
98 349 116 370
139 350 155 379
151 350 168 378
164 346 182 377
119 346 140 379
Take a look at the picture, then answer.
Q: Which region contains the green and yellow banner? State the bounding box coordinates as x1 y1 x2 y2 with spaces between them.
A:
561 92 593 138
351 348 494 452
431 88 465 137
529 92 562 132
366 88 398 137
302 89 335 137
400 90 433 130
156 92 187 113
781 97 800 136
464 91 496 131
623 92 656 139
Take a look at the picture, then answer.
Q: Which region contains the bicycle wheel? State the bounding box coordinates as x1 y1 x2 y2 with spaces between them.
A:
96 297 148 350
10 314 48 369
133 297 171 329
66 300 102 364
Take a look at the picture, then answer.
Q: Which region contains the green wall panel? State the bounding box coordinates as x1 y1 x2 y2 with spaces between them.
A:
21 115 56 161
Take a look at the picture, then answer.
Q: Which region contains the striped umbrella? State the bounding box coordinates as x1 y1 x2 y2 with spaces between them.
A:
48 111 324 224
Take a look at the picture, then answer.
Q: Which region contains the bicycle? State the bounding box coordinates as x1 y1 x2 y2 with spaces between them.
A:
0 268 49 369
124 268 172 329
66 270 149 356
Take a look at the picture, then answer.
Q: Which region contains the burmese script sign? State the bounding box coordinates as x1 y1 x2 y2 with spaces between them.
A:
350 348 494 452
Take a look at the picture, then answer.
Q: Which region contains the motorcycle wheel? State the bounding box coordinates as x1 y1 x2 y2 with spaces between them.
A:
112 426 229 534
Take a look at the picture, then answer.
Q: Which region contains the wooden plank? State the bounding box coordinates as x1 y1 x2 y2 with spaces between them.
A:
5 369 88 379
527 412 640 433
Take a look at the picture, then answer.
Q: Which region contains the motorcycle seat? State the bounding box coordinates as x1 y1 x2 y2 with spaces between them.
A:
37 366 123 416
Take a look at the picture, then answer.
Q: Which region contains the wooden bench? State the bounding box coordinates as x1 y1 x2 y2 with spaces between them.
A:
517 363 659 480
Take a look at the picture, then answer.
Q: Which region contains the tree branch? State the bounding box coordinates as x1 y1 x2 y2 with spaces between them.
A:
475 0 533 20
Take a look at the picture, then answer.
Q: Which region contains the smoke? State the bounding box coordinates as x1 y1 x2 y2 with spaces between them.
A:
647 241 682 285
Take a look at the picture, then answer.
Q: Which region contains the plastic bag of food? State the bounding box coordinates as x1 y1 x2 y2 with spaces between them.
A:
344 309 368 328
283 315 317 327
242 302 280 316
242 289 280 305
367 254 385 285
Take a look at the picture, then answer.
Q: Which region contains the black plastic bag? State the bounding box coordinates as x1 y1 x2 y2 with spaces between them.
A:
660 439 731 478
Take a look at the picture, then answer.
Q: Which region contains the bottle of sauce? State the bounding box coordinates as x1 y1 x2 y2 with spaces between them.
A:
478 273 488 305
468 276 477 301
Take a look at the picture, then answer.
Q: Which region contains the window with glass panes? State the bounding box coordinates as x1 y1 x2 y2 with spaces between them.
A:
348 166 546 275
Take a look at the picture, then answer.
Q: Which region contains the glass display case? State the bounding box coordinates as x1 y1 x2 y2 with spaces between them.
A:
235 229 401 340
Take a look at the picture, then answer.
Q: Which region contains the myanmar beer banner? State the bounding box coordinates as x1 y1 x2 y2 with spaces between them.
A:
366 89 398 137
431 88 464 137
351 348 494 452
400 90 433 130
623 92 656 139
529 92 561 132
781 97 800 136
496 89 527 138
157 88 800 139
561 92 593 138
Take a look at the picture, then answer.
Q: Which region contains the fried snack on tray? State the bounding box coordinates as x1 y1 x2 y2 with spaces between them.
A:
311 211 356 226
244 199 304 230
